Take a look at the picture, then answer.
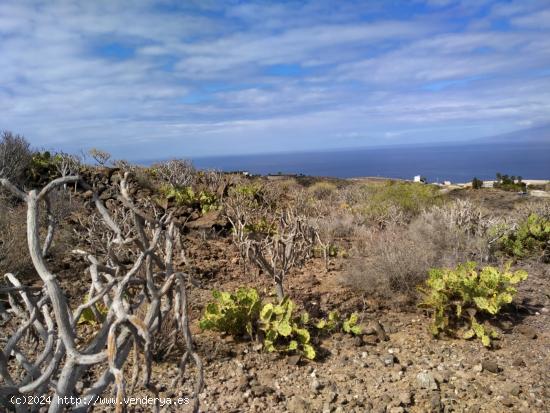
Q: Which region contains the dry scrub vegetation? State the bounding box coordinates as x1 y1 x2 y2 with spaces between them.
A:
1 132 549 412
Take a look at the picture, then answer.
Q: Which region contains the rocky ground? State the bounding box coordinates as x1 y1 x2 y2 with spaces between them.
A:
141 228 549 413
3 172 548 413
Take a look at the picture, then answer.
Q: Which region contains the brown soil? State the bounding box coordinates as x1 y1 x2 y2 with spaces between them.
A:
143 229 550 413
2 176 549 413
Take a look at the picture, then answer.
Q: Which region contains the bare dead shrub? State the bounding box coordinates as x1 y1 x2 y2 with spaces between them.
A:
54 151 82 178
223 183 270 275
0 174 203 412
514 199 550 220
151 310 182 362
409 199 502 265
306 199 357 270
197 169 228 199
88 147 112 166
308 181 338 201
153 159 196 188
0 131 33 185
249 209 316 300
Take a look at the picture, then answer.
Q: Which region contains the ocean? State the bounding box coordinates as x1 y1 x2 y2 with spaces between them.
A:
149 143 550 183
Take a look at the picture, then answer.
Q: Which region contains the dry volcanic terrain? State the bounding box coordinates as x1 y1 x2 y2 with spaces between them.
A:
1 159 549 413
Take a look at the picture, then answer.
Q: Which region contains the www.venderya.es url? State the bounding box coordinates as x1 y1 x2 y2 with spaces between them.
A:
10 395 190 407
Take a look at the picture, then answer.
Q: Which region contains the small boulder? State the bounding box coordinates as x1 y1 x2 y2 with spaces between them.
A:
512 358 526 368
516 325 537 339
287 396 312 413
398 391 412 405
481 360 500 374
287 355 301 366
310 379 322 394
382 354 396 367
416 371 439 390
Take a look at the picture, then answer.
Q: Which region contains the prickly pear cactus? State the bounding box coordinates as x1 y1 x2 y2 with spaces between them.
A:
419 261 527 347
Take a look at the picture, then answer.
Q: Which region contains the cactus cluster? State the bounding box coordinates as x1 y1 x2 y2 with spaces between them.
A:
419 262 527 347
200 288 365 360
199 288 261 337
259 298 316 359
499 213 550 258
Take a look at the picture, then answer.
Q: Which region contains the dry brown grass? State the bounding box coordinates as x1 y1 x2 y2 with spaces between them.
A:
0 201 31 276
343 199 501 304
343 225 434 303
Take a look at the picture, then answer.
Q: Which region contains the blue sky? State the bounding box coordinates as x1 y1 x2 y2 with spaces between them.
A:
1 0 549 159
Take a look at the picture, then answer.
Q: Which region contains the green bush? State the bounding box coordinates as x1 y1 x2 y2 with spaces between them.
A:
342 312 363 335
230 182 280 210
471 177 483 189
498 213 550 259
159 184 219 214
244 217 277 235
493 173 526 192
355 181 443 224
27 151 58 185
419 262 527 347
314 310 340 332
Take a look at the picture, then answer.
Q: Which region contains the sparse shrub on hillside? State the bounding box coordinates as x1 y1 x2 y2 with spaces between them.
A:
53 151 82 179
309 208 355 270
409 199 500 265
308 181 338 200
275 178 302 201
223 180 293 276
344 226 434 303
514 200 550 221
224 183 270 274
494 172 527 192
472 177 483 189
153 158 195 188
419 262 528 347
339 181 441 227
361 181 442 218
159 185 219 214
88 147 112 166
249 209 316 300
0 131 33 186
197 169 228 199
344 200 502 303
113 159 133 171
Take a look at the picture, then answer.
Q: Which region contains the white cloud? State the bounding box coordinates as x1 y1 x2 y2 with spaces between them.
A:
0 0 549 159
511 9 550 29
